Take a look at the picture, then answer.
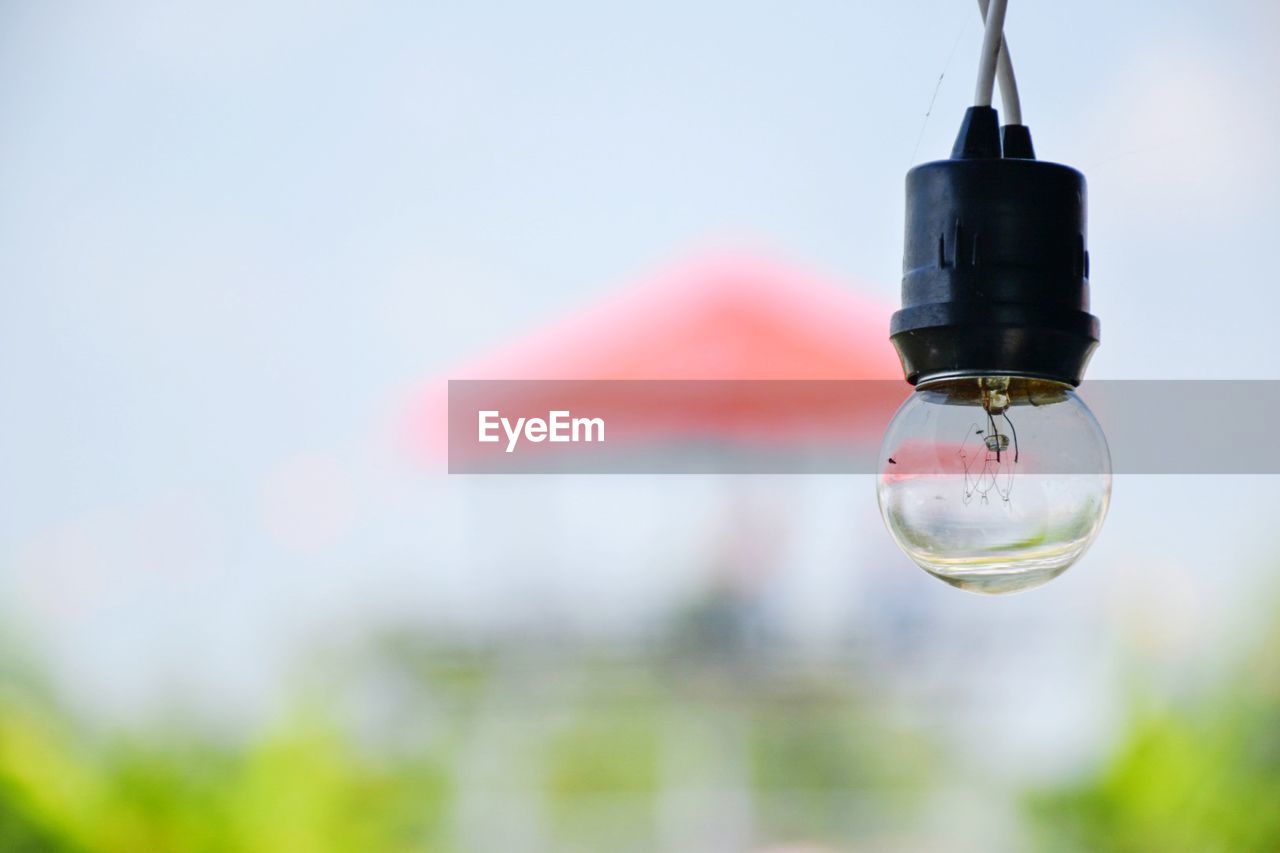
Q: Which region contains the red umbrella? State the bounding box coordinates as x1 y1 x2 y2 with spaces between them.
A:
406 253 904 465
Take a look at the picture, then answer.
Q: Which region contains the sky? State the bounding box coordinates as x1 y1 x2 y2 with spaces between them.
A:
0 0 1278 722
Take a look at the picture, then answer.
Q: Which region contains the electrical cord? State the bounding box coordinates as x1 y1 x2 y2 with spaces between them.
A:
972 0 1009 113
976 0 1022 125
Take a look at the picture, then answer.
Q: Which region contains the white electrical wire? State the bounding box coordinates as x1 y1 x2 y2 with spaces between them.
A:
972 0 1009 112
976 0 1022 125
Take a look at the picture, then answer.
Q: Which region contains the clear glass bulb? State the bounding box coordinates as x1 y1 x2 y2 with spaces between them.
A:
877 377 1111 594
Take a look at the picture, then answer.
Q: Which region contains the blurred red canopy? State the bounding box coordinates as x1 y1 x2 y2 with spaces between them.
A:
407 254 901 462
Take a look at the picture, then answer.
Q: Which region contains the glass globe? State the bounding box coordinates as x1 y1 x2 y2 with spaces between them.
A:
877 377 1111 594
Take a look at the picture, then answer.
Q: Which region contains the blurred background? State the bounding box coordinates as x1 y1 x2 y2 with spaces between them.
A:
2 1 1279 850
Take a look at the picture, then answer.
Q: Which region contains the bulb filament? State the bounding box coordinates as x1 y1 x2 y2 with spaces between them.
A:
960 378 1020 506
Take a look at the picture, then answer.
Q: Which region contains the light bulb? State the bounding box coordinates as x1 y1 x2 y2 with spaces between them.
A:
876 376 1110 594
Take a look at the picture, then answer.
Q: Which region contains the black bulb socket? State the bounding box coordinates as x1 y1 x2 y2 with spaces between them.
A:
891 106 1099 387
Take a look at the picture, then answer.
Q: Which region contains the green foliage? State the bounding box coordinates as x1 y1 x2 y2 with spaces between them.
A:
9 612 1280 853
1025 621 1280 853
542 708 659 800
747 693 930 845
1026 704 1280 852
0 689 454 853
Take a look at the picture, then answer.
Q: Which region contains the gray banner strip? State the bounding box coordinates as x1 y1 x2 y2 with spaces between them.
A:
446 380 1280 474
1084 381 1274 474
